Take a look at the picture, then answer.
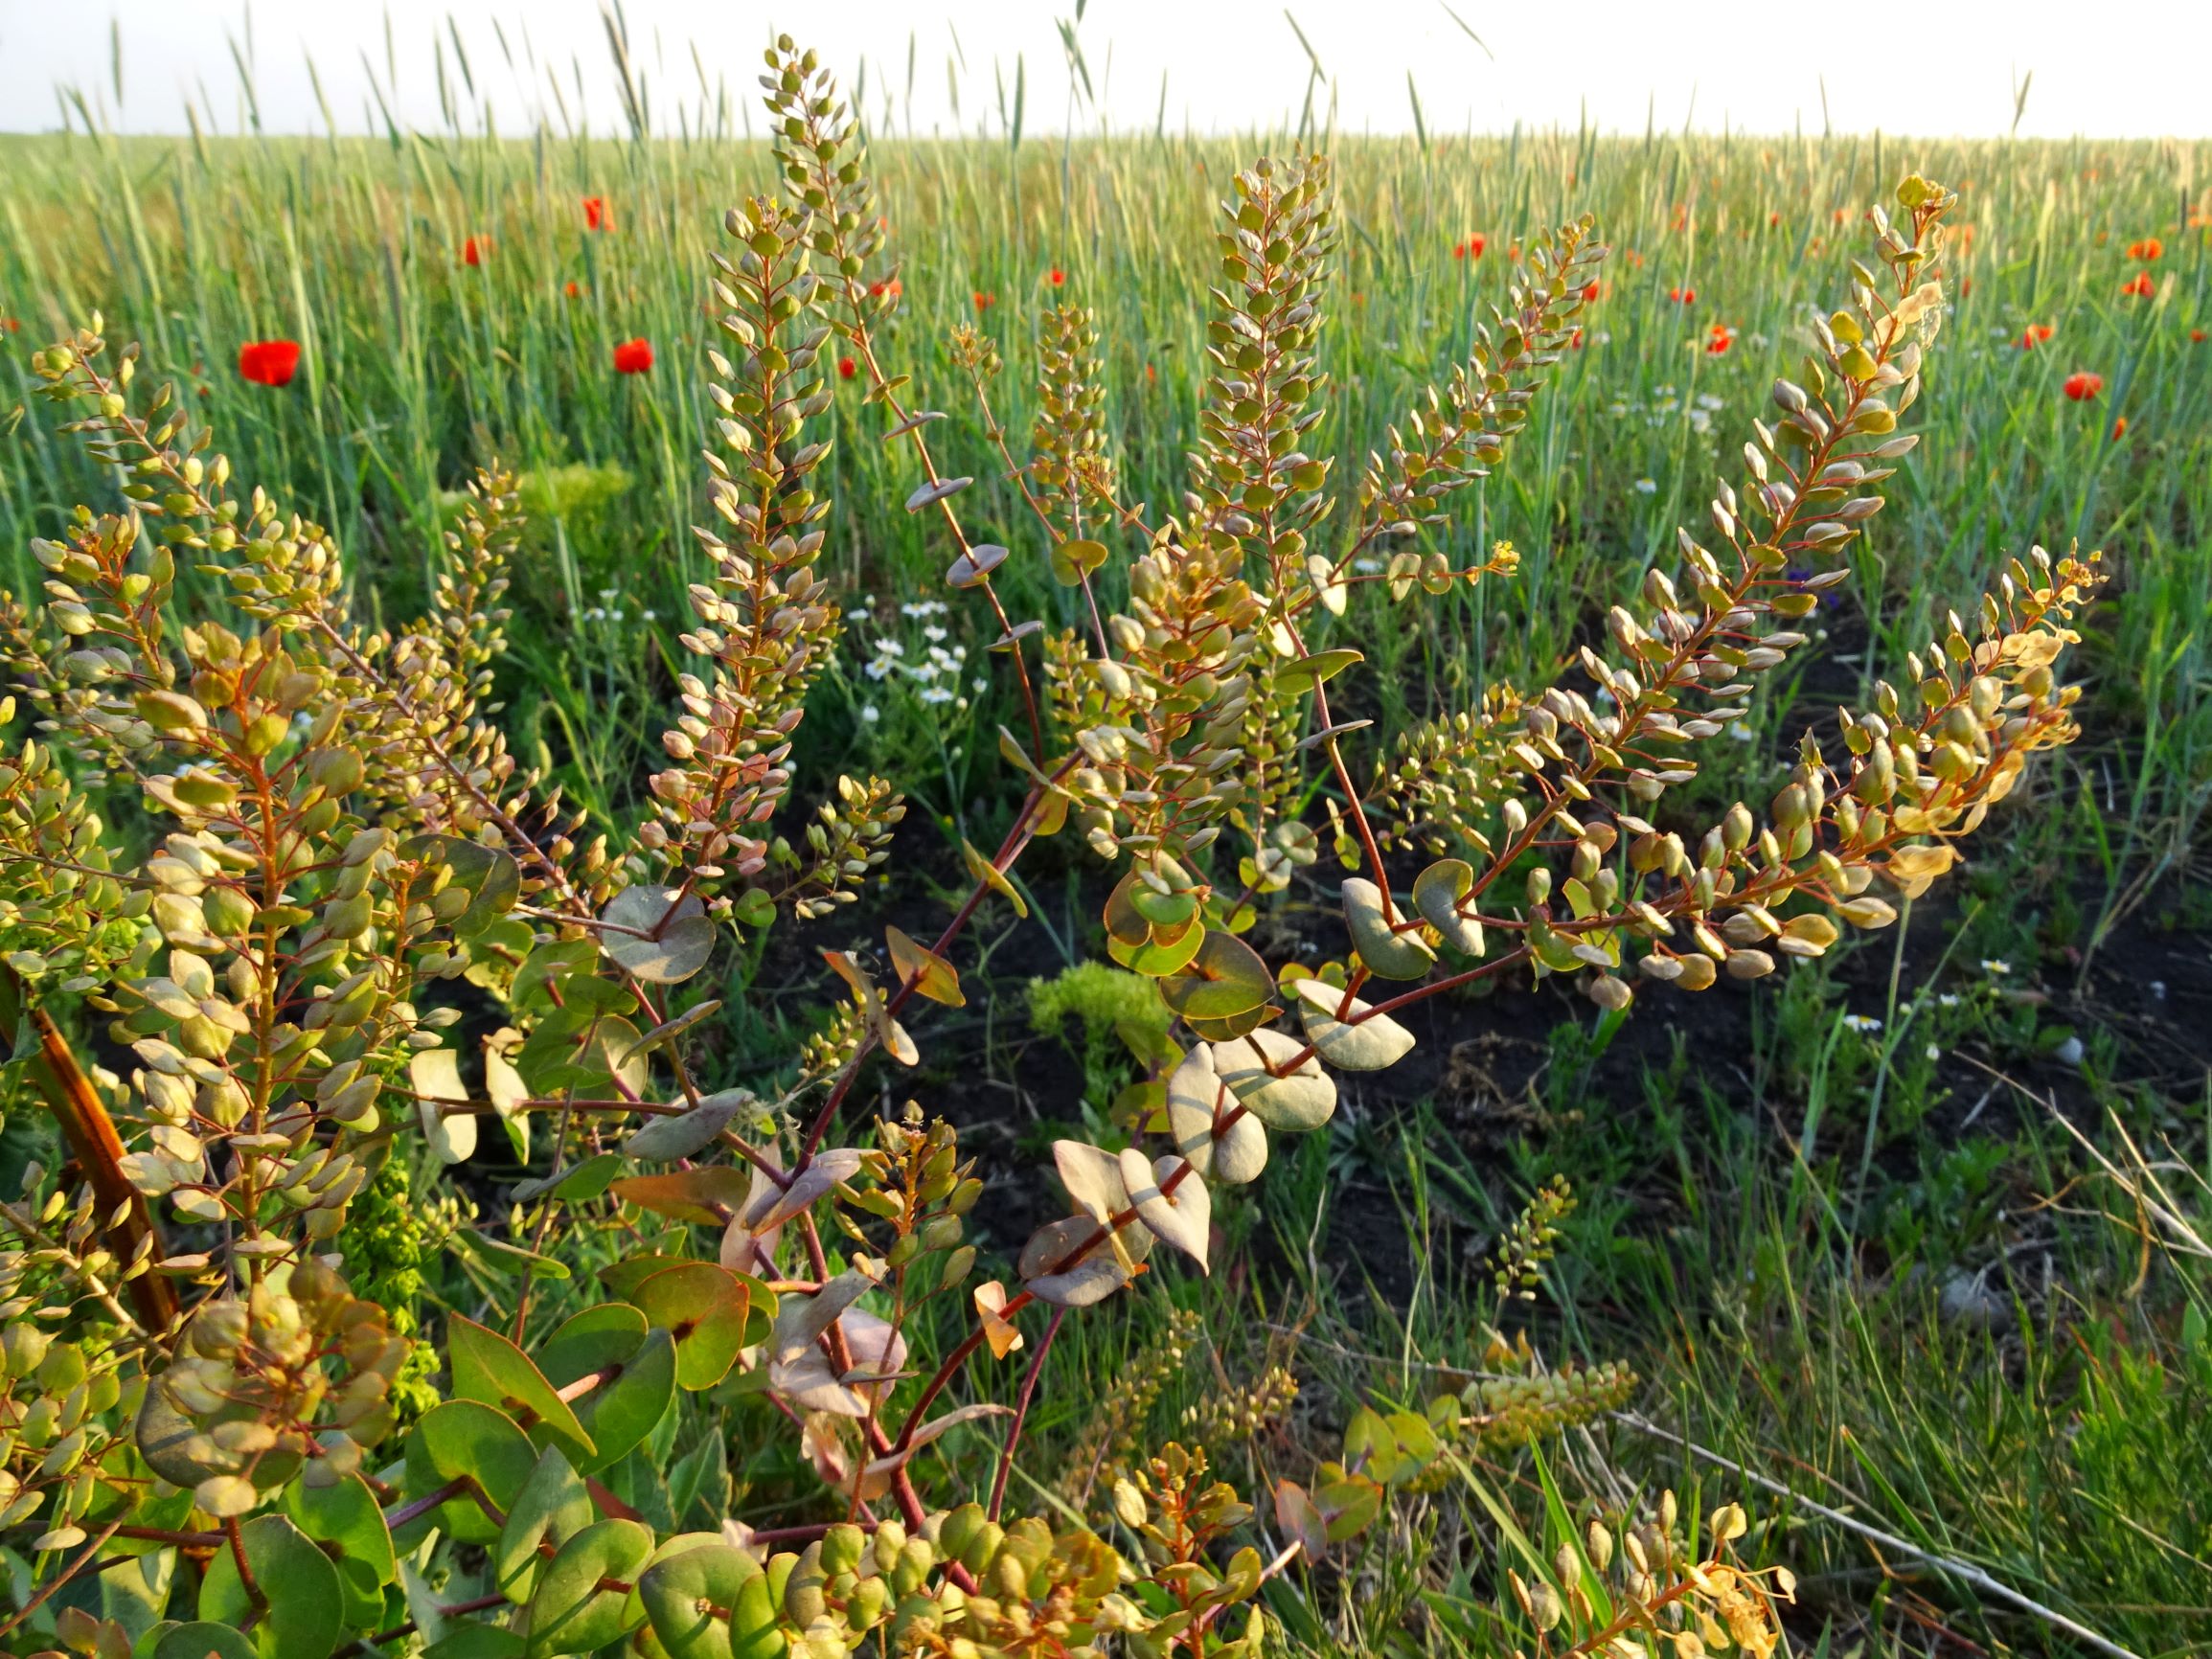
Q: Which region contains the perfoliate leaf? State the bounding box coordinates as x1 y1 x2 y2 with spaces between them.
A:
600 884 716 984
1341 877 1438 980
1293 978 1415 1071
886 925 963 1007
1119 1147 1210 1270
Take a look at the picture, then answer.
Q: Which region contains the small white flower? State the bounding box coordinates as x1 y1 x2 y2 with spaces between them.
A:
1980 959 2011 977
923 625 947 643
845 607 871 623
599 586 619 601
1729 723 1755 742
971 677 988 693
1634 478 1658 495
642 609 657 622
859 703 879 723
1353 557 1381 574
921 687 954 705
1841 1013 1881 1034
873 639 905 658
1926 1044 1941 1061
864 660 890 681
1938 993 1961 1009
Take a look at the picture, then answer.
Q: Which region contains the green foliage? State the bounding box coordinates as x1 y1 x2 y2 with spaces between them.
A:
0 27 2118 1656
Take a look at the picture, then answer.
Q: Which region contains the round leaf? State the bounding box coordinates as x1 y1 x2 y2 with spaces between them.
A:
639 1543 764 1659
622 1090 753 1164
1049 538 1109 585
135 1381 228 1488
402 1400 537 1546
495 1447 593 1603
1341 877 1438 980
1166 1045 1267 1185
1212 1028 1337 1131
197 1515 343 1659
1119 1148 1210 1271
1052 1140 1129 1225
153 1625 260 1659
540 1307 676 1475
634 1262 751 1390
285 1473 392 1631
600 885 715 984
1293 978 1416 1071
447 1315 596 1467
1411 858 1486 956
1018 1216 1131 1308
1159 929 1272 1020
527 1518 653 1656
946 543 1009 588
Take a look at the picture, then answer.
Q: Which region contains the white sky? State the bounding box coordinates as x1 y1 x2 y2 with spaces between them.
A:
1 0 2207 140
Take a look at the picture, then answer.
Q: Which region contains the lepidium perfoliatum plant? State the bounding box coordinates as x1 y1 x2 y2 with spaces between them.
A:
0 34 2096 1659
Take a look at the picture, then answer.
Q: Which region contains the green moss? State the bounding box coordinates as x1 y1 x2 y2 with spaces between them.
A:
333 1151 442 1426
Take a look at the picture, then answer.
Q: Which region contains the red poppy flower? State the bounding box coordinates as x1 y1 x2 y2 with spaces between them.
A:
1581 279 1603 301
2063 371 2103 401
972 291 995 311
2110 416 2129 439
838 356 857 379
2127 237 2162 261
1959 275 1973 297
2120 270 2155 299
463 237 487 267
2018 324 2054 350
1454 233 1486 261
1668 285 1697 306
583 196 608 232
2194 330 2208 343
1145 363 1157 385
565 282 582 299
1705 324 1735 354
1768 211 1781 227
1048 267 1065 286
237 340 302 387
1568 328 1585 350
868 278 903 300
613 338 654 375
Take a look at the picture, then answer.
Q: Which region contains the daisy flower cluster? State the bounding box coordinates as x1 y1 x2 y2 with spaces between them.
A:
579 584 658 627
846 596 991 725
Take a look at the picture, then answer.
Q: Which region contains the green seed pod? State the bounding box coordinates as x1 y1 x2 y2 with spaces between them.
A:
847 1574 888 1630
938 1503 983 1565
961 1520 1004 1577
1722 803 1754 852
821 1523 866 1578
892 1537 933 1598
871 1520 908 1573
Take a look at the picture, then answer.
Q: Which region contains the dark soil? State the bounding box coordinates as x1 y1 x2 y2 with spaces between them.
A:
752 806 2212 1289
